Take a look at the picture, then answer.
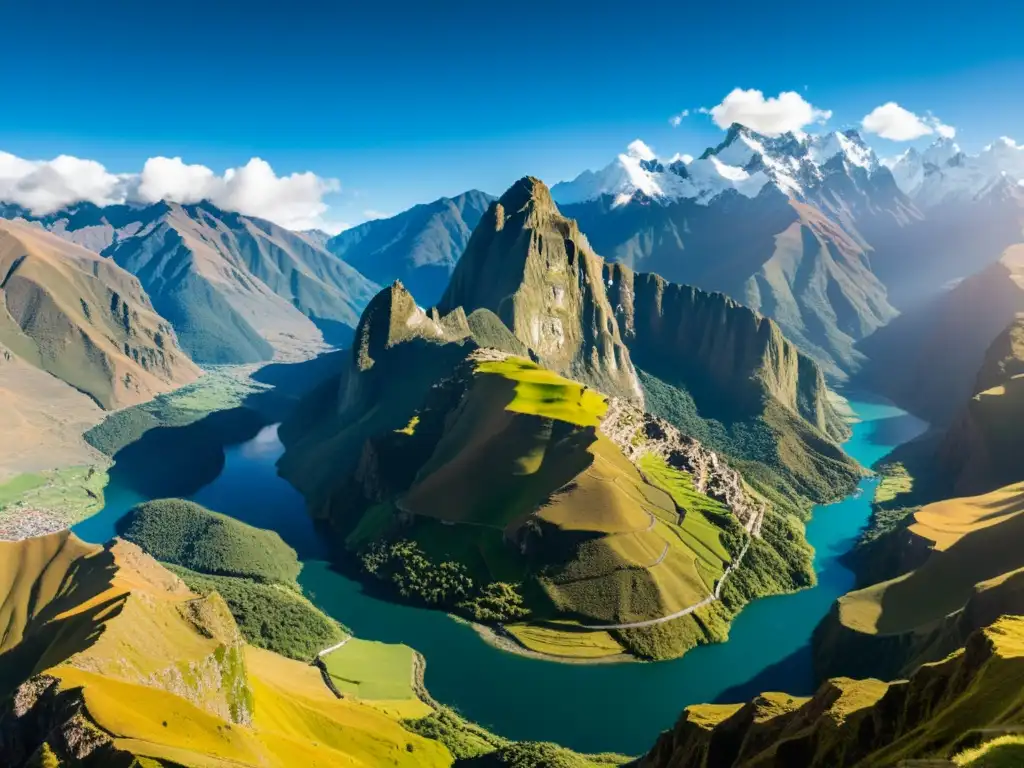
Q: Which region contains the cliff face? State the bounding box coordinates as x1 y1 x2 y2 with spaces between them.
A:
607 264 846 441
439 177 643 402
643 615 1024 768
935 314 1024 497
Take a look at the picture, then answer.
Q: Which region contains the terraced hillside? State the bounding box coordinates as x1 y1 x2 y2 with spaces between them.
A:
642 615 1024 768
0 219 200 409
0 531 449 767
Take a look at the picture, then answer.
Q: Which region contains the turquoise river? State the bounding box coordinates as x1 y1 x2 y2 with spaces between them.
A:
72 398 926 755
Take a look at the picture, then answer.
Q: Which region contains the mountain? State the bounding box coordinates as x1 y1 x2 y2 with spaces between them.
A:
932 313 1024 498
642 614 1024 768
853 244 1024 426
325 190 493 307
886 136 1024 206
0 218 200 410
552 126 901 376
438 178 642 401
278 177 859 663
3 201 379 364
871 137 1024 308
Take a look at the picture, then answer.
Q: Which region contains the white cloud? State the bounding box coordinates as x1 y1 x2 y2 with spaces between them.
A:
668 109 690 127
625 139 656 161
0 152 127 214
707 88 832 136
0 150 344 233
861 102 956 142
933 120 957 139
362 209 390 220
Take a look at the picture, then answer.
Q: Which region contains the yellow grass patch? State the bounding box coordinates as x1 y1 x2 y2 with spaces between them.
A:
505 623 626 659
475 356 608 426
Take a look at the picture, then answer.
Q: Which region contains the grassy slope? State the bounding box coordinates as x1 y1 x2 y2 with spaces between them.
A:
168 566 346 662
320 638 423 704
0 532 452 768
838 482 1024 637
358 355 753 660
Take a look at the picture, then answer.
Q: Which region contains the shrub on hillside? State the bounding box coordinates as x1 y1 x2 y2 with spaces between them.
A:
169 566 346 661
118 498 300 585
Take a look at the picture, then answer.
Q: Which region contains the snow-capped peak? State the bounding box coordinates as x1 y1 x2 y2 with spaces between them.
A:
887 134 1024 206
550 124 891 209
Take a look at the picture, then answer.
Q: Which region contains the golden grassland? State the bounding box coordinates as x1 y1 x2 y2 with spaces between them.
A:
475 356 608 426
1 531 452 767
839 482 1024 635
504 622 627 659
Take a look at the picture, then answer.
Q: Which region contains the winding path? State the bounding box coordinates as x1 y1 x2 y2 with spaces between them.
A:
579 539 752 630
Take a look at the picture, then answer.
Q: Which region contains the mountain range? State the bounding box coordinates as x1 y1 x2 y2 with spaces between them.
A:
1 200 379 363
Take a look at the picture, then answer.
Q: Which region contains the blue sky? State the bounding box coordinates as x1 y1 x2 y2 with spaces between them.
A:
1 0 1022 228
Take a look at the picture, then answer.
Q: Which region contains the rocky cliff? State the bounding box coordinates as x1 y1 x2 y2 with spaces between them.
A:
438 177 643 402
606 263 847 442
642 615 1024 768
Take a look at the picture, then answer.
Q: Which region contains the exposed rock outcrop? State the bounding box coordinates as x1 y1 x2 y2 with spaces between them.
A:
439 176 644 402
642 615 1024 768
601 397 766 535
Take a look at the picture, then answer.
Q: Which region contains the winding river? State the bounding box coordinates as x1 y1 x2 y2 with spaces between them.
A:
72 398 926 755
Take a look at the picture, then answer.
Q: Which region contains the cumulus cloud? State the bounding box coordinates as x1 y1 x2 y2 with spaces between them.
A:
707 88 832 136
861 102 956 141
0 151 344 232
0 152 127 214
668 109 690 127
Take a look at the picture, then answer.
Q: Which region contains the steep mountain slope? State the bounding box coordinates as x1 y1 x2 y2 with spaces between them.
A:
0 531 450 767
853 244 1024 426
279 178 859 663
326 190 493 306
813 482 1024 684
0 219 200 409
438 178 642 401
4 201 379 363
554 127 900 376
642 615 1024 768
932 314 1024 498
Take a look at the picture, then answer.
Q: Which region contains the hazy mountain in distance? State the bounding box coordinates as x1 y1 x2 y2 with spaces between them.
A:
325 190 493 307
854 244 1024 426
3 201 379 363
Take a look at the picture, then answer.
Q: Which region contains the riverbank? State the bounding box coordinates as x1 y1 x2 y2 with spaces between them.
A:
69 398 927 755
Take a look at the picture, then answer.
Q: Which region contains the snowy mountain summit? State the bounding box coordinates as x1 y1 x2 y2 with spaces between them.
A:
885 136 1024 206
552 124 884 208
